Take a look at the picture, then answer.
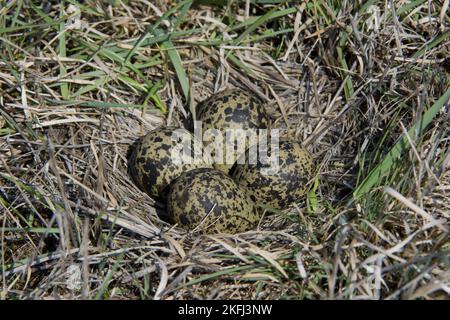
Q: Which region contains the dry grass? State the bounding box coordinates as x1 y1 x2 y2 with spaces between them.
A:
0 0 449 300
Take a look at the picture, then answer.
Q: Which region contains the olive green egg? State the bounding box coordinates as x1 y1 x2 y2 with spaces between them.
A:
167 168 260 234
196 89 270 173
128 127 212 199
232 140 315 210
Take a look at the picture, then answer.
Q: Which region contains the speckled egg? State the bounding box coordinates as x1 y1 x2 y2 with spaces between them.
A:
128 127 212 199
195 89 270 173
232 140 315 210
167 168 260 234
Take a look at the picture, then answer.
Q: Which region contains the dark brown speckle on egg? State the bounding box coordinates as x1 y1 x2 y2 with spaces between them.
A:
167 168 260 234
128 127 213 199
232 140 315 210
196 89 270 173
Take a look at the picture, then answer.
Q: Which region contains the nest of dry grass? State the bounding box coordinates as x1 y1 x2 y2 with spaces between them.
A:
0 1 449 300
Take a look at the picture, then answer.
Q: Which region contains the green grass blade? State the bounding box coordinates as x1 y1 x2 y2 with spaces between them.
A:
337 31 354 100
231 7 296 46
162 40 190 101
177 265 255 288
353 89 450 199
45 100 161 111
229 6 297 33
226 52 258 78
29 1 54 24
117 75 147 92
65 0 102 16
71 76 108 98
397 0 427 15
195 27 294 46
307 177 320 214
170 0 192 31
358 0 381 14
0 20 64 34
1 227 60 234
94 252 125 300
123 0 192 65
59 3 69 99
413 30 450 59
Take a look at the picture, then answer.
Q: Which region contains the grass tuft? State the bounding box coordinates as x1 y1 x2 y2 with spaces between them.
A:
0 0 448 300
